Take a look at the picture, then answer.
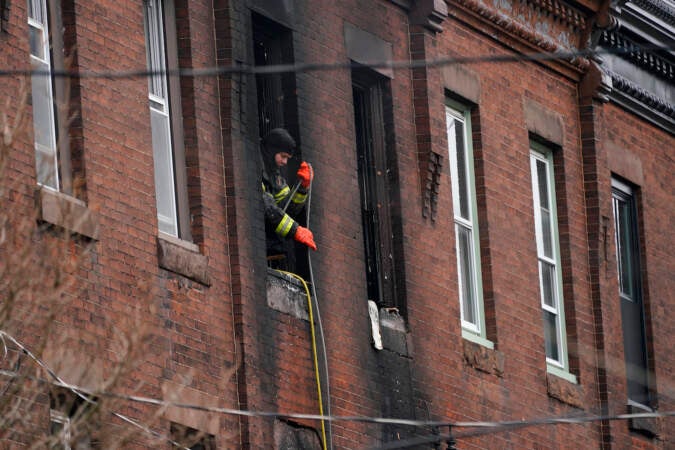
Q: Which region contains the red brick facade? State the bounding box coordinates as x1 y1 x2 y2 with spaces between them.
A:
0 0 672 448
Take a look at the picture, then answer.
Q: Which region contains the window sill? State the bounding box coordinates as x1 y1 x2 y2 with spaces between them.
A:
378 307 410 356
37 188 99 240
546 372 584 408
627 402 659 438
463 338 504 376
461 328 494 349
266 268 309 321
157 232 210 285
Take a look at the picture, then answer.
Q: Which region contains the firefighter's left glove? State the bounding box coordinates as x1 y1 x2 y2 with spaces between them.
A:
296 162 314 188
294 226 317 251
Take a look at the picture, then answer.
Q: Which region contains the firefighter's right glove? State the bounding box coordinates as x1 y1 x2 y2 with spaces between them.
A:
296 162 314 188
294 226 317 251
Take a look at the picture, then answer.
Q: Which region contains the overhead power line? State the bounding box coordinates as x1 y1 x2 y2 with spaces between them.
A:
0 44 672 79
1 329 673 447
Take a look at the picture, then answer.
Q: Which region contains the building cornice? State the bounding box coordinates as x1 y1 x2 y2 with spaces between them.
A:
450 0 590 71
521 0 587 32
599 29 674 81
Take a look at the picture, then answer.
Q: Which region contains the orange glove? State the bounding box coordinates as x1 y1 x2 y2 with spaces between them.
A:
296 161 314 188
294 226 317 251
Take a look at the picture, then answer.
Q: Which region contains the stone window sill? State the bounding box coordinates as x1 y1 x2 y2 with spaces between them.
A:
37 188 99 240
463 338 504 376
627 402 659 438
266 268 309 321
157 232 210 285
546 372 584 408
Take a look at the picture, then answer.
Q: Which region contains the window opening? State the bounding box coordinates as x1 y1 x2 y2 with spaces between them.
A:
612 177 651 407
530 145 571 375
170 423 216 450
50 389 97 449
352 68 399 310
144 0 191 240
252 12 305 275
445 102 486 339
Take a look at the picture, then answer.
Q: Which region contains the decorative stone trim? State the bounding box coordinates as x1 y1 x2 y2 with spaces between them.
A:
453 0 590 71
632 0 675 24
162 381 220 436
157 234 210 285
36 188 99 240
611 72 675 117
522 0 586 32
422 151 443 221
410 0 449 33
600 30 674 81
546 373 584 408
523 98 564 146
463 339 504 376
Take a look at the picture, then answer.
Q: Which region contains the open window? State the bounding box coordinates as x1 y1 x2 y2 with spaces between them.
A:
612 177 652 409
252 12 306 275
351 67 404 313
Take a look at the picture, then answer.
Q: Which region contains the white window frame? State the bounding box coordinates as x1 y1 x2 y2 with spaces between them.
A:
529 144 575 382
445 101 490 348
144 0 179 237
28 0 59 190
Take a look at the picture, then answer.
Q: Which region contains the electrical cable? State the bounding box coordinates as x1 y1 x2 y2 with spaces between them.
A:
0 45 672 79
1 351 673 438
0 330 189 450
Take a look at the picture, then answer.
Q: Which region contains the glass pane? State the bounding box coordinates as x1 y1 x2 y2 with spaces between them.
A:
150 108 177 236
35 147 58 189
616 199 635 299
29 25 45 59
144 0 166 99
536 159 549 209
454 120 470 220
28 0 44 23
541 208 553 258
540 260 556 308
458 225 477 326
30 61 56 150
543 310 560 361
31 59 58 189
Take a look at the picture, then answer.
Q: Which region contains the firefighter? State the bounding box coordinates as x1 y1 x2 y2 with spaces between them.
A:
260 128 317 264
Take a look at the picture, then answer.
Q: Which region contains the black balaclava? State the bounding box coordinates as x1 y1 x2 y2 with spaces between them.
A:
260 128 296 182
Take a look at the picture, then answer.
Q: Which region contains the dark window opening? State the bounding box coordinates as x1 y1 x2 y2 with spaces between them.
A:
252 12 307 276
170 423 216 450
612 178 652 407
352 67 404 312
49 388 98 449
252 12 299 140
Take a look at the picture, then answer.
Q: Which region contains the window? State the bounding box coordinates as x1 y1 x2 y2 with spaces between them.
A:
28 0 71 191
144 0 191 240
529 144 573 379
445 102 488 344
352 68 403 311
50 389 96 449
612 178 651 407
252 12 305 274
170 423 216 450
253 13 299 140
